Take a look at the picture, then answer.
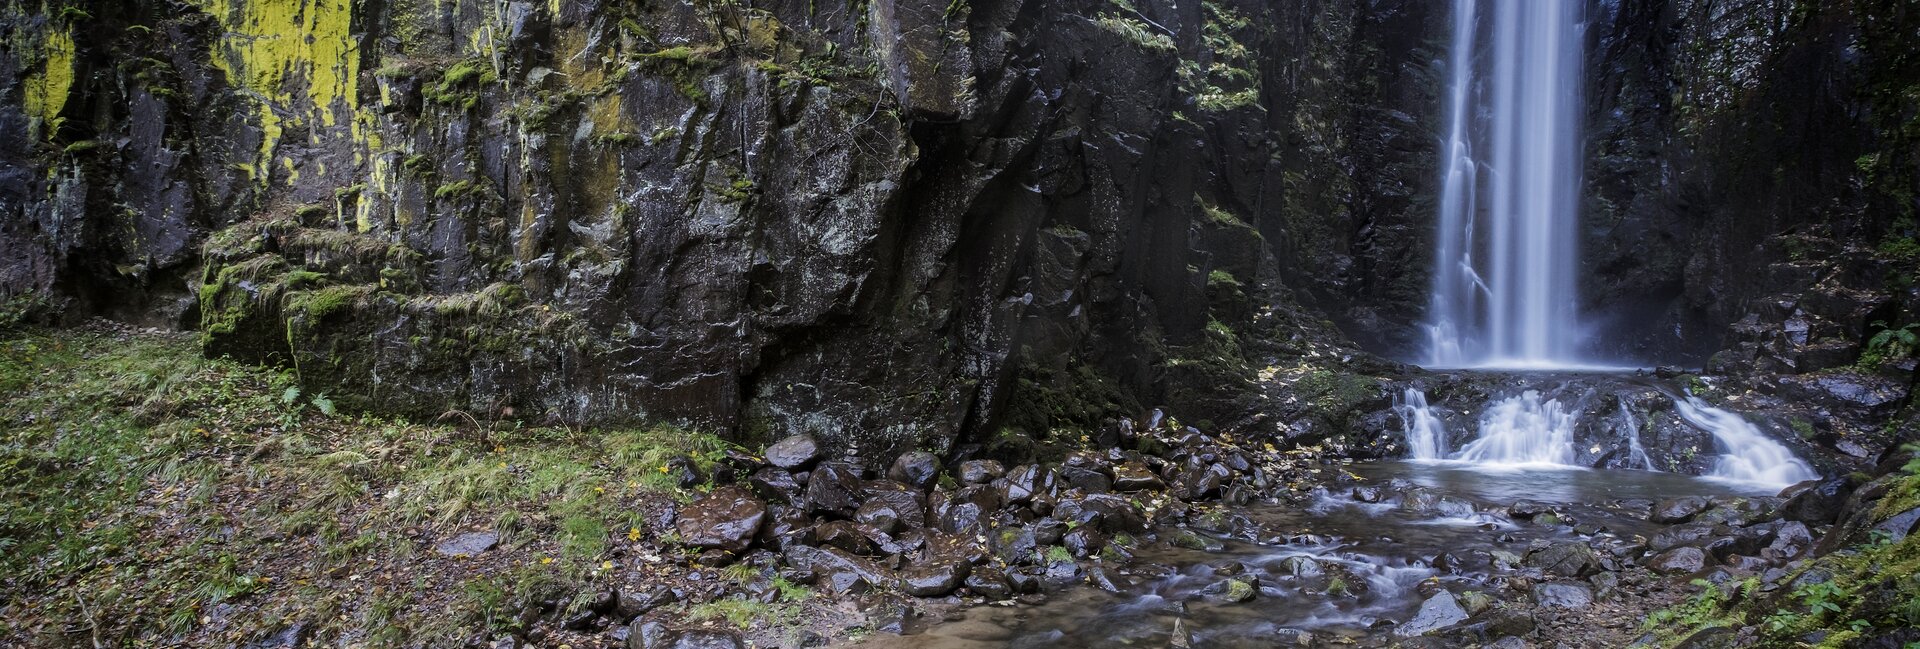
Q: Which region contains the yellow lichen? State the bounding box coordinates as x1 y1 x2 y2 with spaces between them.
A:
196 0 360 186
23 27 75 133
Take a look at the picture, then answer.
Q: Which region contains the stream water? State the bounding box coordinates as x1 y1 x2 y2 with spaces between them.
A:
858 462 1766 648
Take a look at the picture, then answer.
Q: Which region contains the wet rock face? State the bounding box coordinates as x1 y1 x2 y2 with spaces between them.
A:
675 486 768 552
2 0 1423 455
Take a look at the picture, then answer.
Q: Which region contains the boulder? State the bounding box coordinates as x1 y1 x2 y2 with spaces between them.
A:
1111 461 1165 491
1395 590 1469 637
783 545 892 594
674 486 767 552
765 435 821 469
1648 546 1708 575
902 561 968 597
1525 542 1601 578
956 459 1005 485
801 462 863 516
1649 497 1710 524
1532 583 1593 610
887 451 942 490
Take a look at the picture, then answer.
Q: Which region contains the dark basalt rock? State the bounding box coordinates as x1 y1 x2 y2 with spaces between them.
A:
1531 583 1593 610
887 451 941 491
783 545 893 595
765 436 822 470
748 467 802 505
674 486 767 553
615 587 679 621
1650 497 1711 524
1777 478 1851 525
964 565 1012 599
956 460 1006 486
1110 461 1165 492
1525 542 1602 578
801 462 863 517
901 561 968 597
1649 546 1709 575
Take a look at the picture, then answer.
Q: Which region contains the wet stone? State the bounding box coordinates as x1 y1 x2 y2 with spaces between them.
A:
956 459 1005 485
1111 461 1165 492
615 587 679 620
802 462 863 516
902 561 968 597
1532 583 1593 610
435 531 499 557
674 485 768 552
964 565 1012 599
1166 528 1225 552
1395 590 1468 637
1650 496 1710 524
887 451 941 491
1649 546 1709 575
765 435 821 470
1200 577 1257 603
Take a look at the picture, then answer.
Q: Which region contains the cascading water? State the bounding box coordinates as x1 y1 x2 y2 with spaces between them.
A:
1426 0 1586 368
1402 0 1818 485
1396 388 1450 460
1673 396 1817 488
1617 403 1657 471
1452 390 1577 466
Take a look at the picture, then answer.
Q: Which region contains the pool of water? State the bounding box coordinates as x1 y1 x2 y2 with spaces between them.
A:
855 461 1760 648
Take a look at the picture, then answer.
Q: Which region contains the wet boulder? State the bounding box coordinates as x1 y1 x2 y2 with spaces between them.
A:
1524 542 1602 578
801 462 863 516
1649 496 1710 524
1532 583 1592 610
855 480 928 532
1395 590 1469 637
1058 466 1113 494
615 586 679 620
902 561 969 597
965 565 1012 599
748 467 802 504
997 465 1056 505
956 459 1005 485
1200 577 1258 603
1063 526 1107 558
1649 546 1709 575
887 451 942 491
1777 478 1850 525
765 435 822 470
783 545 892 594
991 526 1038 564
1165 528 1225 552
1111 461 1165 492
675 486 767 552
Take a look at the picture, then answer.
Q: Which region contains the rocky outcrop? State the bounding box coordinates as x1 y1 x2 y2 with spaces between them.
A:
1 0 1440 459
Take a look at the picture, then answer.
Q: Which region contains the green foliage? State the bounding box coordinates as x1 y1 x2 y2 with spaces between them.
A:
1094 13 1174 51
1860 321 1917 369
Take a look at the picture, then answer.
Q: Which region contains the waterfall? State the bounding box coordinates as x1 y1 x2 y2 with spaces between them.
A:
1617 403 1657 471
1452 390 1577 466
1425 0 1587 367
1672 396 1817 489
1397 388 1450 460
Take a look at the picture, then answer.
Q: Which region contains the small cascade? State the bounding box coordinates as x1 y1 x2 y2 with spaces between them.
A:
1672 396 1816 488
1452 390 1576 466
1396 388 1450 460
1617 403 1657 471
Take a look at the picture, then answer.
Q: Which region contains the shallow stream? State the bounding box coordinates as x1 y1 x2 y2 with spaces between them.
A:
857 461 1772 648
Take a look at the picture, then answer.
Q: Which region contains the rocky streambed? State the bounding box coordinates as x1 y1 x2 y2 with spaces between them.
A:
602 387 1913 649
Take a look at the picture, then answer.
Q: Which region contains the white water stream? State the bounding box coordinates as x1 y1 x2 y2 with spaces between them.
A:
1672 396 1817 487
1425 0 1587 368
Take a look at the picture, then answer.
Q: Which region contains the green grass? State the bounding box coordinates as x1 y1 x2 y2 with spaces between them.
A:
0 327 732 646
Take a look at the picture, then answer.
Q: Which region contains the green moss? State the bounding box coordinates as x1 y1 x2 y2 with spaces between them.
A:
285 285 368 321
1095 14 1174 51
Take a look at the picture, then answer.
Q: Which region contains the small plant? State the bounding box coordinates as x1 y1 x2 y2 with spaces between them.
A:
1860 321 1917 369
